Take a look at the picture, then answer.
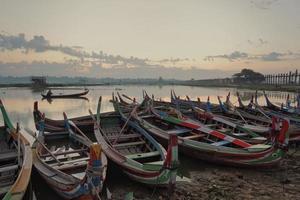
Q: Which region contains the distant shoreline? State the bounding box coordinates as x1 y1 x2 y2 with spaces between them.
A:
0 83 299 93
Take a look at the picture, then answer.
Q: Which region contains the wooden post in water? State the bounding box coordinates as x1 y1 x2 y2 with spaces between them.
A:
295 70 298 85
288 71 292 85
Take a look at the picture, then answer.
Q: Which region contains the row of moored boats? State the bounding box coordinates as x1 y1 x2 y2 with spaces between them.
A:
0 90 299 199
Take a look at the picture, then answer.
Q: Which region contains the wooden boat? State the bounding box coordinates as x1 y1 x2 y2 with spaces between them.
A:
91 97 179 187
262 91 300 115
0 99 32 200
42 96 89 104
41 89 89 99
234 92 300 142
113 98 290 167
170 90 220 112
142 91 271 135
31 113 107 200
181 106 267 144
33 101 114 133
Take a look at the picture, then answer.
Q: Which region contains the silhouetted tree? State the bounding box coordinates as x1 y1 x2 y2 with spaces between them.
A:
233 68 265 83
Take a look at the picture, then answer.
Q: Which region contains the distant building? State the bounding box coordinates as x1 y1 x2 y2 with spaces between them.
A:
31 76 47 86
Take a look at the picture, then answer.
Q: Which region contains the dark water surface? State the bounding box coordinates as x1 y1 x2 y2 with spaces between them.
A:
0 85 297 199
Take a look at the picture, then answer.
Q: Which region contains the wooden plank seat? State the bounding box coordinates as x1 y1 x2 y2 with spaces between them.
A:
216 128 232 133
205 124 218 128
183 133 206 140
106 133 140 141
113 141 145 149
44 131 69 137
40 148 88 159
211 140 230 146
0 164 18 173
54 160 88 171
48 157 90 168
0 150 18 162
167 127 192 135
232 133 248 137
140 114 155 119
125 151 160 160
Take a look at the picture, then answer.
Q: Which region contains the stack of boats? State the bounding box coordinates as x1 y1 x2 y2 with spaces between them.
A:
1 89 299 199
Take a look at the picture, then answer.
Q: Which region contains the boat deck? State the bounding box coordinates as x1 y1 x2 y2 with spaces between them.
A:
101 118 162 164
0 128 20 197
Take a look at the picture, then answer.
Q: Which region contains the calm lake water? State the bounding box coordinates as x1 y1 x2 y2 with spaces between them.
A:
0 85 297 199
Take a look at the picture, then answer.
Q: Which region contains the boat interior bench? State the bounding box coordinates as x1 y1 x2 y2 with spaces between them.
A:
40 148 87 159
0 164 19 174
113 141 145 149
125 151 160 160
211 140 230 146
107 133 140 141
167 127 192 135
0 150 18 162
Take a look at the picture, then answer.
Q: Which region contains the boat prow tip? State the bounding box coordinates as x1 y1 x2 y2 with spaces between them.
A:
34 101 38 110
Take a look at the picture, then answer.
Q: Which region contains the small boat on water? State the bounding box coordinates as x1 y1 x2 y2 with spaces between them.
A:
33 101 114 133
0 99 32 200
113 97 290 167
91 97 179 187
41 89 89 99
31 113 107 200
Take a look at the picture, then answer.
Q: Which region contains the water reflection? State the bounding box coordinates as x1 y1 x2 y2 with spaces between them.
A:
0 85 297 129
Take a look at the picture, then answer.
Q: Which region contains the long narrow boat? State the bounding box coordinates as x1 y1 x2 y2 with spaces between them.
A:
91 97 178 188
41 89 89 99
141 91 272 136
0 99 32 200
180 106 267 144
113 98 290 167
233 92 300 142
262 91 300 115
33 101 114 132
31 113 107 199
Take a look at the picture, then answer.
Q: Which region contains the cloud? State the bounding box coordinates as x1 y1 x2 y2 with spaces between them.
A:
260 52 283 61
250 0 279 10
258 38 268 45
247 38 268 47
204 51 248 62
0 33 150 67
205 51 300 62
0 60 234 79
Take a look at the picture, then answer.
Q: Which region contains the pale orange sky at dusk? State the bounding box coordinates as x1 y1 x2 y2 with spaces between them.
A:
0 0 299 79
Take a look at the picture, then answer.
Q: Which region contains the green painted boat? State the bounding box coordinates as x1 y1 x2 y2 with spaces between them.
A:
0 99 32 200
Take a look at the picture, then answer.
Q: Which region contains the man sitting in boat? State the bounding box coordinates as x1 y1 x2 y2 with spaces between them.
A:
46 89 52 97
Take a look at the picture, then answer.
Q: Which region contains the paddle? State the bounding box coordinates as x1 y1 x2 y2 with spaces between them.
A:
121 93 134 102
112 105 138 145
25 127 62 165
63 112 92 144
250 102 271 120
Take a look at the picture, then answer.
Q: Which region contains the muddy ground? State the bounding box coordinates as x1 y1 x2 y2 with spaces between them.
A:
32 148 300 200
108 149 300 200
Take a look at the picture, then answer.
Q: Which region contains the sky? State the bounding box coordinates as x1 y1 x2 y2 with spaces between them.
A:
0 0 299 79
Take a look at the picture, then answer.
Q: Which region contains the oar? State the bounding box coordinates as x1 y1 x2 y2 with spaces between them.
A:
89 109 113 147
16 123 21 167
122 94 134 102
25 128 62 165
112 105 138 145
233 108 248 124
251 102 271 120
96 96 102 124
63 112 92 144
